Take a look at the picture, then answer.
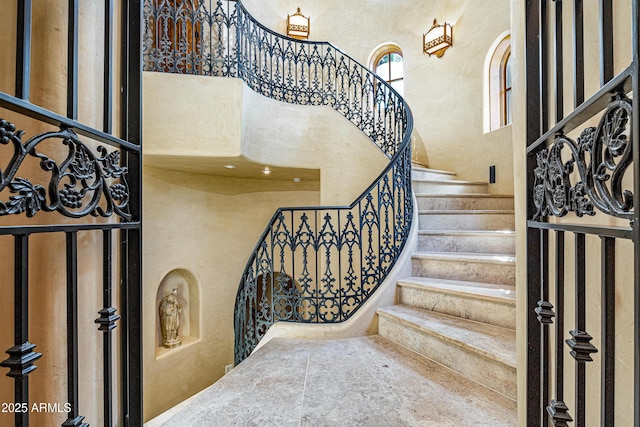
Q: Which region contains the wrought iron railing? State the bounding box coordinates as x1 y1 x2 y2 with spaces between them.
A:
525 1 639 425
1 1 143 425
143 0 414 364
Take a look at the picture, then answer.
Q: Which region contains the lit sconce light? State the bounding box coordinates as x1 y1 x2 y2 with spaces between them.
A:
287 7 310 39
262 167 271 175
292 177 302 183
423 19 453 58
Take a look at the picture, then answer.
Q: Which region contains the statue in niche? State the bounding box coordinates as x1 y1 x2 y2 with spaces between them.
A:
159 288 182 348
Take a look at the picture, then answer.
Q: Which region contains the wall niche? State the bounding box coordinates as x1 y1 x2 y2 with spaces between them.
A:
155 268 200 358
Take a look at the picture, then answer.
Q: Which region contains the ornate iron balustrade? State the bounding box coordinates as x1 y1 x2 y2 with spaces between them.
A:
143 0 414 364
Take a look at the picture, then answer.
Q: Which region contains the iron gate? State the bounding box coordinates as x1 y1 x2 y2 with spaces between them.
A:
526 0 640 425
0 1 142 426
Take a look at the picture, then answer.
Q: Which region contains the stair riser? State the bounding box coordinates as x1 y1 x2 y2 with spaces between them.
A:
412 257 515 286
412 181 488 194
398 286 516 329
418 233 515 254
419 213 515 231
378 315 516 399
417 196 514 211
411 170 456 181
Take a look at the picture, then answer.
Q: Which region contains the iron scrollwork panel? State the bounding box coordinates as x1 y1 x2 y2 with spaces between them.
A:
532 94 634 224
0 119 131 220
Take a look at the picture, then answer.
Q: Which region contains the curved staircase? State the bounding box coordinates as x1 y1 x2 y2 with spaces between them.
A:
378 165 517 400
147 166 519 426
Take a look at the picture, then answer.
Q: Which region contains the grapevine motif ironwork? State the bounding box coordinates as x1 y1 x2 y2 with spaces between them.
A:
143 0 413 364
533 94 634 223
0 119 131 220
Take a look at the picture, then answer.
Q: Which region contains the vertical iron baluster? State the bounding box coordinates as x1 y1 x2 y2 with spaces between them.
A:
541 229 550 427
14 233 31 427
15 0 32 100
526 227 543 426
573 0 584 107
554 0 563 122
62 232 87 427
0 234 41 427
95 230 120 427
548 231 572 425
601 237 615 424
104 0 114 133
525 0 543 141
67 0 79 120
540 0 549 133
313 210 319 323
574 232 586 427
121 227 143 427
337 212 342 321
598 0 614 86
121 0 144 422
525 3 543 421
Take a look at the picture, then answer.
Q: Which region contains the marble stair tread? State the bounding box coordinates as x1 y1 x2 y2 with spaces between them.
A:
419 209 515 215
377 304 517 368
412 251 516 265
412 178 488 185
412 166 456 175
415 193 514 198
411 167 457 180
398 277 516 303
419 230 515 236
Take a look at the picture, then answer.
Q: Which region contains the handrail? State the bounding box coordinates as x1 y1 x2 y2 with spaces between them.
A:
143 0 413 364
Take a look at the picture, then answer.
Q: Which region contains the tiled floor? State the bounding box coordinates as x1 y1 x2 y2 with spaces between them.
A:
148 336 517 426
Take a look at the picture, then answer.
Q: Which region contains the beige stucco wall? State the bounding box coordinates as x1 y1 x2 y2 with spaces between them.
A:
239 85 389 205
242 0 514 195
142 167 320 420
144 73 244 158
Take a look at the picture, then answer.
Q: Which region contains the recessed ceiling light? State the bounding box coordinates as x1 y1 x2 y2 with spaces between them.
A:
293 177 302 182
262 167 271 175
224 164 236 169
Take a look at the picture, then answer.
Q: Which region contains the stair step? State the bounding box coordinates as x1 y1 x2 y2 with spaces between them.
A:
412 252 516 286
416 194 514 211
418 230 515 254
418 210 515 231
397 277 515 329
412 179 489 195
411 167 457 181
377 305 516 399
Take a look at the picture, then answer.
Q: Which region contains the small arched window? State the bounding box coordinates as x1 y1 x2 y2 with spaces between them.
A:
369 44 404 96
484 33 511 132
502 51 512 126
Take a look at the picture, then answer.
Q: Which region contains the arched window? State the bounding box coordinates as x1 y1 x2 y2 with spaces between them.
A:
369 43 404 96
484 33 511 132
502 51 512 126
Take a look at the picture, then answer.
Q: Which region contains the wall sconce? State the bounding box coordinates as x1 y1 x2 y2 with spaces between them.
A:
423 19 453 57
287 7 310 39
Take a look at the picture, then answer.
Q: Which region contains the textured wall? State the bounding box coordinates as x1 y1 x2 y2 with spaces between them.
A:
243 0 514 194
